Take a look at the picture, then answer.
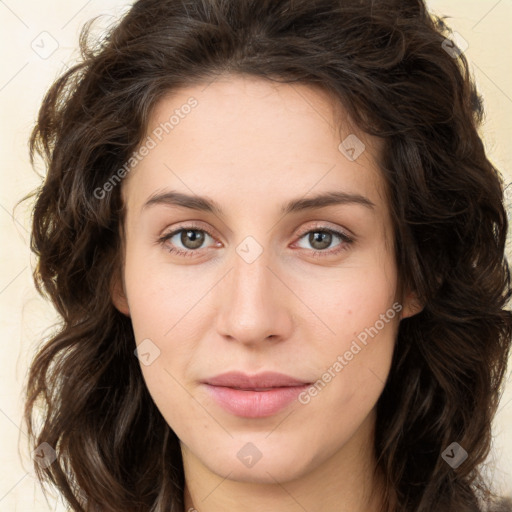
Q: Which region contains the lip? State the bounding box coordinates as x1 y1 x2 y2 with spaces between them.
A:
202 371 310 389
202 371 312 418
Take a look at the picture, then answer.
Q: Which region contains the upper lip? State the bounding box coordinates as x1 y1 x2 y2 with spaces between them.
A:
202 371 311 389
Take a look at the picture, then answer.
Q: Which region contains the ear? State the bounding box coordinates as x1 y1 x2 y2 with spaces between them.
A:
110 269 131 317
400 289 424 320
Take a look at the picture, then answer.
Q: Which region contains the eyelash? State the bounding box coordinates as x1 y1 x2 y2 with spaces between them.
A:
157 223 354 259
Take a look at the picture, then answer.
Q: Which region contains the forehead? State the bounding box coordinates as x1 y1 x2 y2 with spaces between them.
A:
122 74 387 217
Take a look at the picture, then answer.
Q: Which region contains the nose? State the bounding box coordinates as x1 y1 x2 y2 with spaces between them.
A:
214 243 294 347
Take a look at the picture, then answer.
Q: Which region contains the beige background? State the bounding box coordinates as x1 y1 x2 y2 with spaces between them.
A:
0 0 511 510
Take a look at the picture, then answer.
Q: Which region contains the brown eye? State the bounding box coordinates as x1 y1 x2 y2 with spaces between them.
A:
308 231 333 250
179 229 206 249
158 226 217 257
295 228 352 255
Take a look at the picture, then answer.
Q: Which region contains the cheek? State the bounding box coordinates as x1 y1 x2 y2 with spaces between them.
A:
299 257 398 341
122 246 211 408
297 263 399 402
123 240 201 341
126 268 200 422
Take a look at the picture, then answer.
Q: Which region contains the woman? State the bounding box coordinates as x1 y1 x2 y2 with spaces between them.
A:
23 0 512 510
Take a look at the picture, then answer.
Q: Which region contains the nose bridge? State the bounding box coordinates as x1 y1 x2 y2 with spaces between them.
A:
214 238 291 344
233 246 272 306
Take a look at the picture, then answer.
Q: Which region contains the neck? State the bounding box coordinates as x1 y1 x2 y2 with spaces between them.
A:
181 411 385 512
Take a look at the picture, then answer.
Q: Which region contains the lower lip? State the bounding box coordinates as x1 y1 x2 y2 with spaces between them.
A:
203 384 310 418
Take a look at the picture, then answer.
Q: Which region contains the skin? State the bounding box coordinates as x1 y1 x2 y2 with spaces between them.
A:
112 74 420 512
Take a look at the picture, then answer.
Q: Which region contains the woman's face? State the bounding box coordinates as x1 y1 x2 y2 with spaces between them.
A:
114 74 417 485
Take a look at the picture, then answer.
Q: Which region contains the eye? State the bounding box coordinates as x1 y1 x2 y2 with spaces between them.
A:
294 228 353 256
158 225 218 257
157 224 354 258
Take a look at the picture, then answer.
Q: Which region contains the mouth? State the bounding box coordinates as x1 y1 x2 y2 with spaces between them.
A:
229 386 287 391
201 371 312 418
202 370 311 389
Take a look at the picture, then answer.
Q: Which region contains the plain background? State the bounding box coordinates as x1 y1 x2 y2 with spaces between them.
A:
1 0 511 510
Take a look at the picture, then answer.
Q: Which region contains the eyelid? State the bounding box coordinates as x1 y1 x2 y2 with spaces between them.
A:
159 221 219 243
293 221 354 240
158 222 220 248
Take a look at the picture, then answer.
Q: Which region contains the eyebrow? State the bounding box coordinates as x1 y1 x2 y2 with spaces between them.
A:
141 189 375 216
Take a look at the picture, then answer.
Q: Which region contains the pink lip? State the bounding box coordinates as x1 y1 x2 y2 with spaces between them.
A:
201 371 311 418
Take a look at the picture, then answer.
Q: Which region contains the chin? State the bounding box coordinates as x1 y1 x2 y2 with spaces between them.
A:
197 437 317 484
208 458 310 485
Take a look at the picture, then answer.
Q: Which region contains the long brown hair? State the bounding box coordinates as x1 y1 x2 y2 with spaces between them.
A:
23 0 512 510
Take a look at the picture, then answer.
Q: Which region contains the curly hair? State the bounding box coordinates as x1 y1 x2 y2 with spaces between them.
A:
22 0 512 511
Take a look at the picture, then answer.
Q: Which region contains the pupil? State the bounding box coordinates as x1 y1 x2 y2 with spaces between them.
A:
311 231 331 250
183 230 204 249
